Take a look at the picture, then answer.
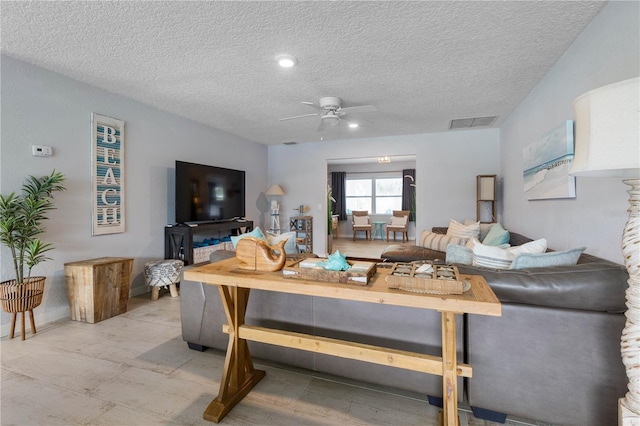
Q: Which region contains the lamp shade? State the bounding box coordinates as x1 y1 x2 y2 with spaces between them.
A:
570 77 640 178
265 184 285 196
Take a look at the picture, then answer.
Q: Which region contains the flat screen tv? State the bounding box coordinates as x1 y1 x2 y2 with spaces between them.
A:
175 161 245 224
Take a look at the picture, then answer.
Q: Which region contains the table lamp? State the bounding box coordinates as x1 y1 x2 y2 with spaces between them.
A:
570 77 640 423
266 184 285 234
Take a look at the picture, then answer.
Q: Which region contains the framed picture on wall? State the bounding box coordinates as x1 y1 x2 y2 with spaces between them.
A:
522 120 576 200
91 113 125 235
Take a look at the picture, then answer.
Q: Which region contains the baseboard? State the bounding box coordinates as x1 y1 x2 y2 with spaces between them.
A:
471 406 507 423
0 287 151 338
0 305 70 338
130 283 150 297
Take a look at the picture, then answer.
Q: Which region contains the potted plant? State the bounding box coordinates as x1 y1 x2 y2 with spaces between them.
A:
0 170 65 339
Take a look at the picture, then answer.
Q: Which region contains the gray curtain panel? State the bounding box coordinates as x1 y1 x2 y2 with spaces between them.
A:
402 168 416 221
331 171 347 220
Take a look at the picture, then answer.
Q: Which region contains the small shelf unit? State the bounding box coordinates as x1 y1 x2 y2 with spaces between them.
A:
476 175 497 223
290 215 313 254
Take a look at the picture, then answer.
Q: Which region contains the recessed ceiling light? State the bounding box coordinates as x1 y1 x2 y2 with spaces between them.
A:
276 54 297 68
348 123 359 128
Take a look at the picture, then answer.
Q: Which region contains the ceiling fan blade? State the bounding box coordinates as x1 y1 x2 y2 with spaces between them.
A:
301 101 322 110
340 105 377 114
279 113 320 121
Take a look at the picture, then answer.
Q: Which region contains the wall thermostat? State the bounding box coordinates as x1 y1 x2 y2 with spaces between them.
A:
31 145 53 157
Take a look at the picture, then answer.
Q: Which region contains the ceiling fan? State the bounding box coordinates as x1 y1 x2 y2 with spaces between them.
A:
279 97 377 131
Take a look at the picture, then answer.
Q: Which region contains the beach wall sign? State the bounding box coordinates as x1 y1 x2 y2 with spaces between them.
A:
91 113 125 235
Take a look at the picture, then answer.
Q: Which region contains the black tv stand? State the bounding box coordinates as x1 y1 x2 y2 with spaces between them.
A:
174 218 247 227
164 220 253 265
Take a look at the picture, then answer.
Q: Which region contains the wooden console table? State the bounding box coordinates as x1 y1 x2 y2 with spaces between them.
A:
184 258 501 425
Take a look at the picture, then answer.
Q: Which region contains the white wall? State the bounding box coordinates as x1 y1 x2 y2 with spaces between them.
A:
500 1 639 263
0 56 268 335
268 129 501 255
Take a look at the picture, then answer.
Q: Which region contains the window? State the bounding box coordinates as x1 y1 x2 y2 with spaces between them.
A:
345 175 402 214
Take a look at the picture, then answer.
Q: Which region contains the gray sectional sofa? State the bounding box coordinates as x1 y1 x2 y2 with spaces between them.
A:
382 228 629 425
180 228 629 425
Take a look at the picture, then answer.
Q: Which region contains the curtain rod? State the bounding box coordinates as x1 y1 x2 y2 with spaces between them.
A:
336 170 406 175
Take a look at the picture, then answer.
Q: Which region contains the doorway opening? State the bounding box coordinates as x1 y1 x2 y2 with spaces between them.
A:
327 155 416 259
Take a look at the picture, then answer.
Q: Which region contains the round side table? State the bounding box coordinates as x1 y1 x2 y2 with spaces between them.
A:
372 221 386 241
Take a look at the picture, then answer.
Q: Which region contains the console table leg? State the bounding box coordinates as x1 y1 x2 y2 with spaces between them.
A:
203 286 265 423
441 311 459 426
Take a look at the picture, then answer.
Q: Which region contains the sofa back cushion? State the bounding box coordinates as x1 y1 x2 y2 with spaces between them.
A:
456 262 628 313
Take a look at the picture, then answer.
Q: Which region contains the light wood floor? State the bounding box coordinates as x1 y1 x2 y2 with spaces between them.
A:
331 234 415 259
1 290 549 425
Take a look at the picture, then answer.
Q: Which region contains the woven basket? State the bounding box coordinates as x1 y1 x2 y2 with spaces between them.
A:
0 277 46 313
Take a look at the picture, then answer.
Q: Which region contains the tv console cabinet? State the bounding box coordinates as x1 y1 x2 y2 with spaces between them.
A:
164 221 253 265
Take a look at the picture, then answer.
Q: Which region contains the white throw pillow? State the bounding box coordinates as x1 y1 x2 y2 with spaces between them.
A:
472 238 547 269
472 243 516 269
510 238 548 256
266 231 298 254
353 215 370 226
390 216 408 226
465 220 495 241
447 219 480 239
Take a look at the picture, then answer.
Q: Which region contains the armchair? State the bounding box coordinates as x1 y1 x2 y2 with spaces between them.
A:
351 210 372 240
386 210 410 242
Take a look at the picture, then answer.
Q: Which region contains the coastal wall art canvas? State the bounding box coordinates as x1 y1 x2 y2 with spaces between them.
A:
523 120 576 200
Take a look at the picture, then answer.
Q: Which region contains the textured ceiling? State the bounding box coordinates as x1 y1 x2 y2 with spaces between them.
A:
0 1 605 145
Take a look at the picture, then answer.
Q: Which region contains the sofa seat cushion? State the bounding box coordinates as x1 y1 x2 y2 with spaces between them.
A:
381 244 446 263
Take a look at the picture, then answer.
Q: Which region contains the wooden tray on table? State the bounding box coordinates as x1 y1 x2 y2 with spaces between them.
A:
385 262 468 295
282 258 377 286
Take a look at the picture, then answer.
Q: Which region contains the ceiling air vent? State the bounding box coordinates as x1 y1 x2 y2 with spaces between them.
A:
283 141 298 145
449 116 497 130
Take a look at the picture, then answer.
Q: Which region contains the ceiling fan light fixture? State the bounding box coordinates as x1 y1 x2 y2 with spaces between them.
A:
348 123 359 128
276 54 297 68
321 113 340 126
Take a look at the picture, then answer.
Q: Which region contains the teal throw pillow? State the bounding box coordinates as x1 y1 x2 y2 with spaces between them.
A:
511 247 586 269
482 222 510 246
230 227 267 248
445 244 473 265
